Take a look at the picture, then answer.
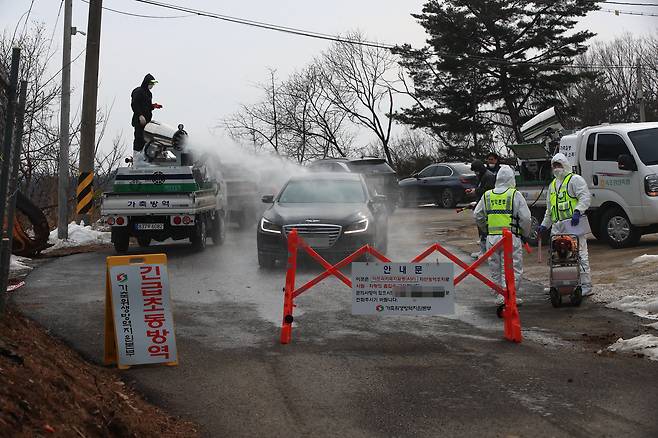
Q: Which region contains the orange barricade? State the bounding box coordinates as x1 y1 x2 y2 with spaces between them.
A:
280 228 522 345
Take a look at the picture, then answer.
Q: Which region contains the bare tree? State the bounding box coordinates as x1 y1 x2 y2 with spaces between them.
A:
320 32 399 165
1 23 126 217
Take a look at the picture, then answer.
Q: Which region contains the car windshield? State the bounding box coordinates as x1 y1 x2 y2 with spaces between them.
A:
278 179 366 203
347 160 395 174
451 163 474 175
628 128 658 165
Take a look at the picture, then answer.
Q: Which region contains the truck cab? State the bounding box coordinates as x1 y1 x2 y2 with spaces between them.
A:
560 123 658 247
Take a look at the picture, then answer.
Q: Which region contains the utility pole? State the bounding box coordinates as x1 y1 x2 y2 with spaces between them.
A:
77 0 103 224
59 0 73 238
0 81 27 310
637 56 647 123
0 48 20 315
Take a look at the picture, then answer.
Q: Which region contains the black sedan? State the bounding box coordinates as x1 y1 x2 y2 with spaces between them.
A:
257 173 388 268
398 163 477 208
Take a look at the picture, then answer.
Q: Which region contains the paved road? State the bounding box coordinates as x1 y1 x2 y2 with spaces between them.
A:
15 208 658 437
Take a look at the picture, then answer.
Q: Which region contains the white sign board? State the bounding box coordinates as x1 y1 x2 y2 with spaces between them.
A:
558 137 579 168
107 261 178 366
352 262 455 316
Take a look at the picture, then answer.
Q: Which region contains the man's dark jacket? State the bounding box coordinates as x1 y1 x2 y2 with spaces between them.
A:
131 73 155 127
475 169 496 201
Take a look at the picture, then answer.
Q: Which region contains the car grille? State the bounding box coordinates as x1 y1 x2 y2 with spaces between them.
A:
283 224 342 248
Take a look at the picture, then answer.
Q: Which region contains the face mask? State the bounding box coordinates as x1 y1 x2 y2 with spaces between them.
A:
553 168 565 179
487 163 496 169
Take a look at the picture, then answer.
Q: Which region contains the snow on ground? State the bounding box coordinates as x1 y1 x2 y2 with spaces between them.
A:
10 255 32 275
606 334 658 361
632 254 658 265
606 295 658 320
43 222 111 253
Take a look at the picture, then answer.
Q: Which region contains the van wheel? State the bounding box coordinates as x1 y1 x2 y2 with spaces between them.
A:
600 208 640 249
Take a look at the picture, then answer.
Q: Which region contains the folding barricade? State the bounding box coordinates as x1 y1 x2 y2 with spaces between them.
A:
280 228 522 345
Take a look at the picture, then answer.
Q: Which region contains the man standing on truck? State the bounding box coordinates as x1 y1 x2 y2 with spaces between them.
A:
538 153 593 296
131 73 162 165
474 165 532 305
467 159 496 258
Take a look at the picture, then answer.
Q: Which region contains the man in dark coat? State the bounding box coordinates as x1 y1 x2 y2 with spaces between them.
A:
468 159 496 258
471 159 496 201
131 73 161 156
486 152 501 174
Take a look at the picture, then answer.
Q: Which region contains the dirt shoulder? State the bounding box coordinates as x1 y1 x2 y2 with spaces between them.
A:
421 206 658 305
0 306 198 437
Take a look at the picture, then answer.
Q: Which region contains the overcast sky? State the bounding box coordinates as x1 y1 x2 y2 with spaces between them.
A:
1 0 657 152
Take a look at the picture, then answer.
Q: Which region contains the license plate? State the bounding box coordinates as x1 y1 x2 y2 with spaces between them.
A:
136 223 164 230
304 236 331 248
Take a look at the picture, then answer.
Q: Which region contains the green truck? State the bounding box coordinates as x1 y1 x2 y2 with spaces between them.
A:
100 122 228 253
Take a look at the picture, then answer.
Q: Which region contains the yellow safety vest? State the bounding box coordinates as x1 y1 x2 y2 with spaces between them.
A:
550 173 579 223
484 188 518 235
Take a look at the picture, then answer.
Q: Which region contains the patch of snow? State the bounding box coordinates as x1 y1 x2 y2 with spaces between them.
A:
43 221 111 252
606 295 658 320
606 334 658 361
645 322 658 330
10 255 32 273
632 254 658 265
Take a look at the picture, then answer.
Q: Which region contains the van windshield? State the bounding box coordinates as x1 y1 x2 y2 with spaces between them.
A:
628 128 658 165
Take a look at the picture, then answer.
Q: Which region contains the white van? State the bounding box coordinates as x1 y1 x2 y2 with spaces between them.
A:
559 122 658 248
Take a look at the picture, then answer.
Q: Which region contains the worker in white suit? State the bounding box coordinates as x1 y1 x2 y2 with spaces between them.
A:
538 152 593 296
474 165 532 305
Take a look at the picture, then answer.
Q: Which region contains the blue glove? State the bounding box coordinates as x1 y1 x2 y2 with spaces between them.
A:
571 210 581 226
537 225 548 236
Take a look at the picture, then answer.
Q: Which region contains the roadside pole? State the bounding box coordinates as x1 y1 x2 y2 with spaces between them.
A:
0 49 20 315
59 0 73 239
637 56 646 123
0 82 28 309
77 0 103 225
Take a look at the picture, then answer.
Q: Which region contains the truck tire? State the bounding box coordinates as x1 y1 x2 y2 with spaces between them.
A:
191 217 207 251
211 212 226 245
112 229 130 254
137 236 151 248
439 189 456 209
600 207 641 249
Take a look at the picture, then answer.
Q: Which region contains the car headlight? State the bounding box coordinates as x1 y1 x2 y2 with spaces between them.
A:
260 217 282 234
344 218 369 234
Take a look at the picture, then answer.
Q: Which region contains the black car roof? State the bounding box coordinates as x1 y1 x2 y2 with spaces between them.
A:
290 172 362 181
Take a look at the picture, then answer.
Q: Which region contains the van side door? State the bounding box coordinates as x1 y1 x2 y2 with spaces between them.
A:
592 132 643 221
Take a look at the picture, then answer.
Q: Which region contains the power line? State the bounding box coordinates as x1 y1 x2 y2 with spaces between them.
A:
42 48 86 88
598 7 658 16
132 0 394 49
132 0 640 70
79 0 193 19
601 1 658 6
47 0 65 56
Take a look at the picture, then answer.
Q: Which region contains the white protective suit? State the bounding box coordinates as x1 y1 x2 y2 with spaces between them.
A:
474 165 532 297
541 153 593 295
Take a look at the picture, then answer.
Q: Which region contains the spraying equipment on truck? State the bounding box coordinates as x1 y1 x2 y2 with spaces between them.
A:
101 121 228 253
